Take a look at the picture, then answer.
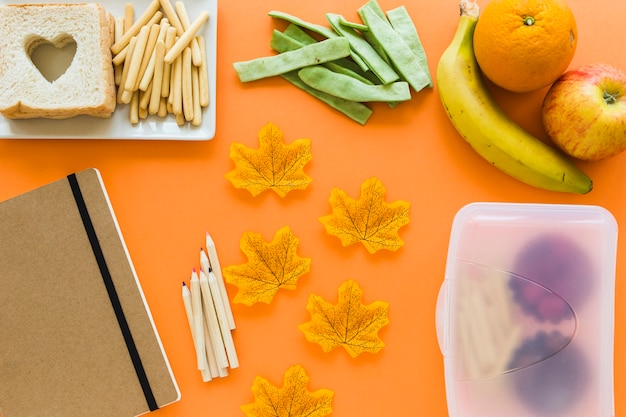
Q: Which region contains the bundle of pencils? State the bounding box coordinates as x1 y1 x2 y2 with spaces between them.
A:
182 232 237 382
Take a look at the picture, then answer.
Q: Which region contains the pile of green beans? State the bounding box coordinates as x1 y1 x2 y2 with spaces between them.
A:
233 0 432 125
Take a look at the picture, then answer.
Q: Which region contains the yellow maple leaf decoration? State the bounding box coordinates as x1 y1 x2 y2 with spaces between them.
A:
223 226 311 306
241 364 334 417
225 122 313 197
298 279 390 358
318 177 410 254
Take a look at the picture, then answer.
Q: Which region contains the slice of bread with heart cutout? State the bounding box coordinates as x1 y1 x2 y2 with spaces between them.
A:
0 3 116 119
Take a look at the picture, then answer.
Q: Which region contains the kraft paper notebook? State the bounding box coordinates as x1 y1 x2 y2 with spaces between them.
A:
0 169 180 417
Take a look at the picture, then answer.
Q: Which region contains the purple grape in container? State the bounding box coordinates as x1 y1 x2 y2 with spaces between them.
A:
509 233 593 323
436 203 617 417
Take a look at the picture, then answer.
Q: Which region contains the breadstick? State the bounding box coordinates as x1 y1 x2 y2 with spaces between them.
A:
171 52 183 115
139 81 153 109
117 36 137 103
123 25 150 95
113 16 126 68
174 1 202 65
164 11 209 64
197 35 209 107
138 19 170 92
113 10 163 66
115 16 125 43
112 45 129 66
469 289 496 371
124 3 134 32
129 90 140 124
161 26 177 97
492 325 522 375
138 58 157 92
166 67 172 109
111 0 161 54
134 23 161 91
159 17 171 32
458 311 481 379
182 46 193 121
149 40 166 114
191 64 201 126
167 68 174 108
158 0 184 33
120 89 133 105
158 97 168 117
114 17 125 85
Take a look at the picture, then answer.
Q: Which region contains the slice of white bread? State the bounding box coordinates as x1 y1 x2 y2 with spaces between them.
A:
0 3 116 119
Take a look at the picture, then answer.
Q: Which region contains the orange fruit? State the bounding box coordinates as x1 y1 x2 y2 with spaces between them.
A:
473 0 578 93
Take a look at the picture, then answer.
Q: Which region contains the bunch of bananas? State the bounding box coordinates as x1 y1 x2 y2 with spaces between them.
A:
436 0 592 194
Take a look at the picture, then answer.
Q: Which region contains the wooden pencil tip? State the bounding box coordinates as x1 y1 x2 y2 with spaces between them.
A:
182 281 187 287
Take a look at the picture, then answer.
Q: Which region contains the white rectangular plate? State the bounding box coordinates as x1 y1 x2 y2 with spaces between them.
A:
0 0 217 140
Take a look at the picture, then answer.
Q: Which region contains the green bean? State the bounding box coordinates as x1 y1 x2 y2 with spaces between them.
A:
326 13 399 84
386 6 432 86
360 29 390 68
281 24 382 84
233 37 351 82
298 66 411 102
281 71 373 125
268 10 368 69
270 29 304 52
283 23 317 45
268 10 337 39
358 2 431 92
270 30 375 85
338 16 368 32
354 0 390 65
362 0 386 20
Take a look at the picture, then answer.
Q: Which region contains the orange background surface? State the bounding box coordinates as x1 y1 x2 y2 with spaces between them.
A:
1 0 625 415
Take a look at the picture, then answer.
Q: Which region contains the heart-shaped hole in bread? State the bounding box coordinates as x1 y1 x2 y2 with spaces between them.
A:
26 34 77 82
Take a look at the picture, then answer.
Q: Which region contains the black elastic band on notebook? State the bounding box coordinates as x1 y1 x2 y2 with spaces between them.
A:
68 173 158 412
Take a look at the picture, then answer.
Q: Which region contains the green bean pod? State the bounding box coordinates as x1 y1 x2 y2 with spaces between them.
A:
387 5 432 86
233 37 351 83
281 71 373 125
358 2 431 92
298 66 411 102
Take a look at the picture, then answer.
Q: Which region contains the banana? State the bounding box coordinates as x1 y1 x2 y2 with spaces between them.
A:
436 0 593 194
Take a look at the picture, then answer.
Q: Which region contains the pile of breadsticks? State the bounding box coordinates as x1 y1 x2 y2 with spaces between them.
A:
111 0 210 126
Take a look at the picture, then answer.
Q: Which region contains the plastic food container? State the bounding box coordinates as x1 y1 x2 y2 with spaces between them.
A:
436 203 617 417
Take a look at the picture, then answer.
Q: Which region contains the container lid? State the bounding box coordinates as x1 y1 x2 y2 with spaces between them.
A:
436 203 617 417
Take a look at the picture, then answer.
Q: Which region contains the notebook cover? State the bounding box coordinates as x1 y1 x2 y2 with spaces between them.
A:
0 168 180 417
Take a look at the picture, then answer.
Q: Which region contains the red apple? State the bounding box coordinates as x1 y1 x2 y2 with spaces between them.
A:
542 63 626 161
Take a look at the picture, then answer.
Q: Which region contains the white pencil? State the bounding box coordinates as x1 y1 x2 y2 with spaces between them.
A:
208 269 239 368
201 311 221 378
205 232 236 329
199 269 229 369
189 271 208 372
200 247 210 275
182 282 211 381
